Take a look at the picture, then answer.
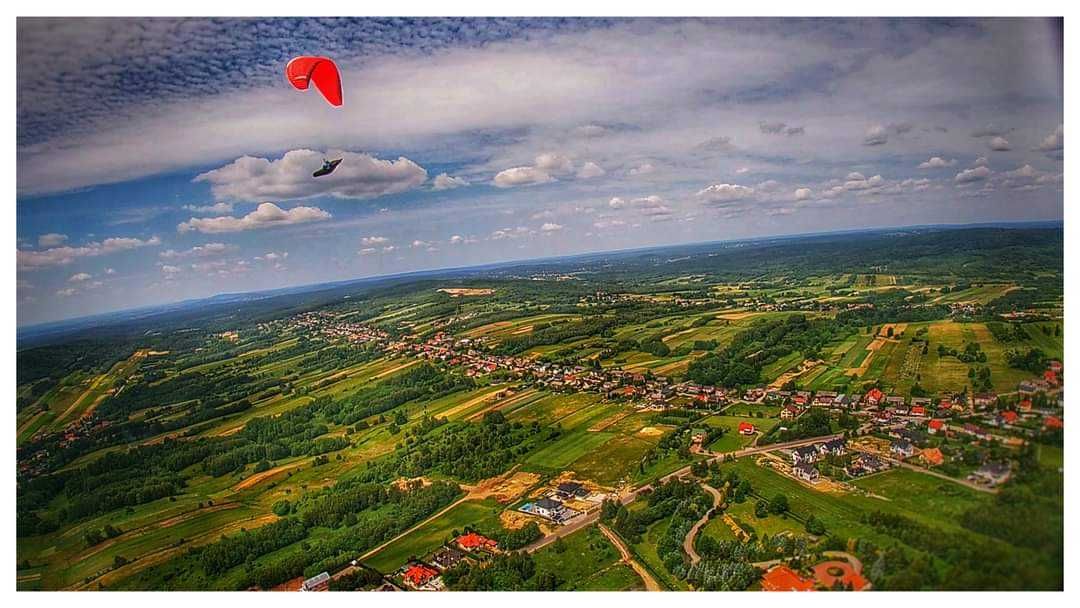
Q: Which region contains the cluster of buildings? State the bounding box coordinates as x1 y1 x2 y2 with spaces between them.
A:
519 481 606 525
393 530 502 591
788 438 847 483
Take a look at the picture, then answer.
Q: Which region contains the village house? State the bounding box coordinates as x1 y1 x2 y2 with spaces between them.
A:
890 439 916 459
402 562 442 590
431 546 467 571
456 531 499 553
791 445 818 465
927 419 945 434
300 572 330 592
970 462 1012 487
846 452 889 477
781 405 801 421
793 462 820 483
555 481 590 500
531 497 567 522
865 388 885 407
738 421 756 435
920 447 945 467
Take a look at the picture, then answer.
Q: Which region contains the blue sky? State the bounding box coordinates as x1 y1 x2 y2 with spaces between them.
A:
16 17 1064 326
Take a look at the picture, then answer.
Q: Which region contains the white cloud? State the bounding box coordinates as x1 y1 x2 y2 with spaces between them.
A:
1036 124 1063 153
194 150 428 201
182 202 234 214
534 153 575 174
159 242 235 259
573 124 608 138
68 272 92 283
794 188 813 201
973 156 989 167
17 235 161 270
432 172 469 190
490 226 533 240
608 197 627 209
55 287 78 297
988 136 1011 151
576 161 606 179
955 166 991 183
863 124 889 146
917 156 956 169
360 236 391 247
628 163 655 176
38 233 68 247
540 222 563 232
177 202 331 234
160 264 183 275
493 166 554 188
697 183 755 204
104 267 116 275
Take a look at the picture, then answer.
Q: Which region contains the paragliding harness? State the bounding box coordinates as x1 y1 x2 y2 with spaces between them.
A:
313 158 342 178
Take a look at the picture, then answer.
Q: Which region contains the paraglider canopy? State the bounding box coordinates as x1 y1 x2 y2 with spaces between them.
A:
286 56 343 107
313 158 342 178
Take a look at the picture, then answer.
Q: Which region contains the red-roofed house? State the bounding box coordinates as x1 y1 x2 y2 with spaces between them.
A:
866 388 884 406
457 532 498 552
1018 399 1033 412
1044 416 1063 430
761 565 815 592
920 447 944 467
403 563 439 588
738 422 756 435
1044 370 1058 385
910 405 927 417
1001 410 1019 424
928 419 945 434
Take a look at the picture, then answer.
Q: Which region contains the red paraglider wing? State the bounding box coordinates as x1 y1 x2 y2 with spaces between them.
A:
285 56 343 107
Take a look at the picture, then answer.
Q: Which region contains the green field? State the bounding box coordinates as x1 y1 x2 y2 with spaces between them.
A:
365 499 505 573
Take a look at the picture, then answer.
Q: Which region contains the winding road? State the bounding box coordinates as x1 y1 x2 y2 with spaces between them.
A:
683 483 724 565
599 524 662 591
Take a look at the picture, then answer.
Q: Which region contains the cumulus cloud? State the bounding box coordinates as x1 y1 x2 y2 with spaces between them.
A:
794 188 813 201
493 166 555 188
863 125 889 146
432 173 469 190
159 242 236 259
697 183 755 204
183 202 234 214
1036 124 1063 153
490 226 533 240
918 156 956 169
576 161 606 179
988 136 1011 151
360 236 390 247
68 272 92 283
448 234 477 245
955 166 991 183
38 233 68 248
177 202 331 234
17 235 161 270
194 150 428 201
534 153 575 174
540 222 563 232
628 163 655 176
55 287 78 297
973 156 989 167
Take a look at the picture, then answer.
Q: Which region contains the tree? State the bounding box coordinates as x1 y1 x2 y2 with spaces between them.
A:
769 493 789 515
754 500 769 519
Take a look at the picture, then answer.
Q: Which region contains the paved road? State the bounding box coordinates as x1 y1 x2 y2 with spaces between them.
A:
683 484 724 565
599 524 661 591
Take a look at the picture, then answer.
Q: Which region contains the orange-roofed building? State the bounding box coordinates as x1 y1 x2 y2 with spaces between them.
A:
866 388 884 406
403 563 439 587
761 565 815 591
1018 399 1033 412
457 531 498 552
738 422 756 435
921 447 944 466
928 419 945 434
1044 370 1058 385
1001 410 1019 424
1044 416 1063 430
